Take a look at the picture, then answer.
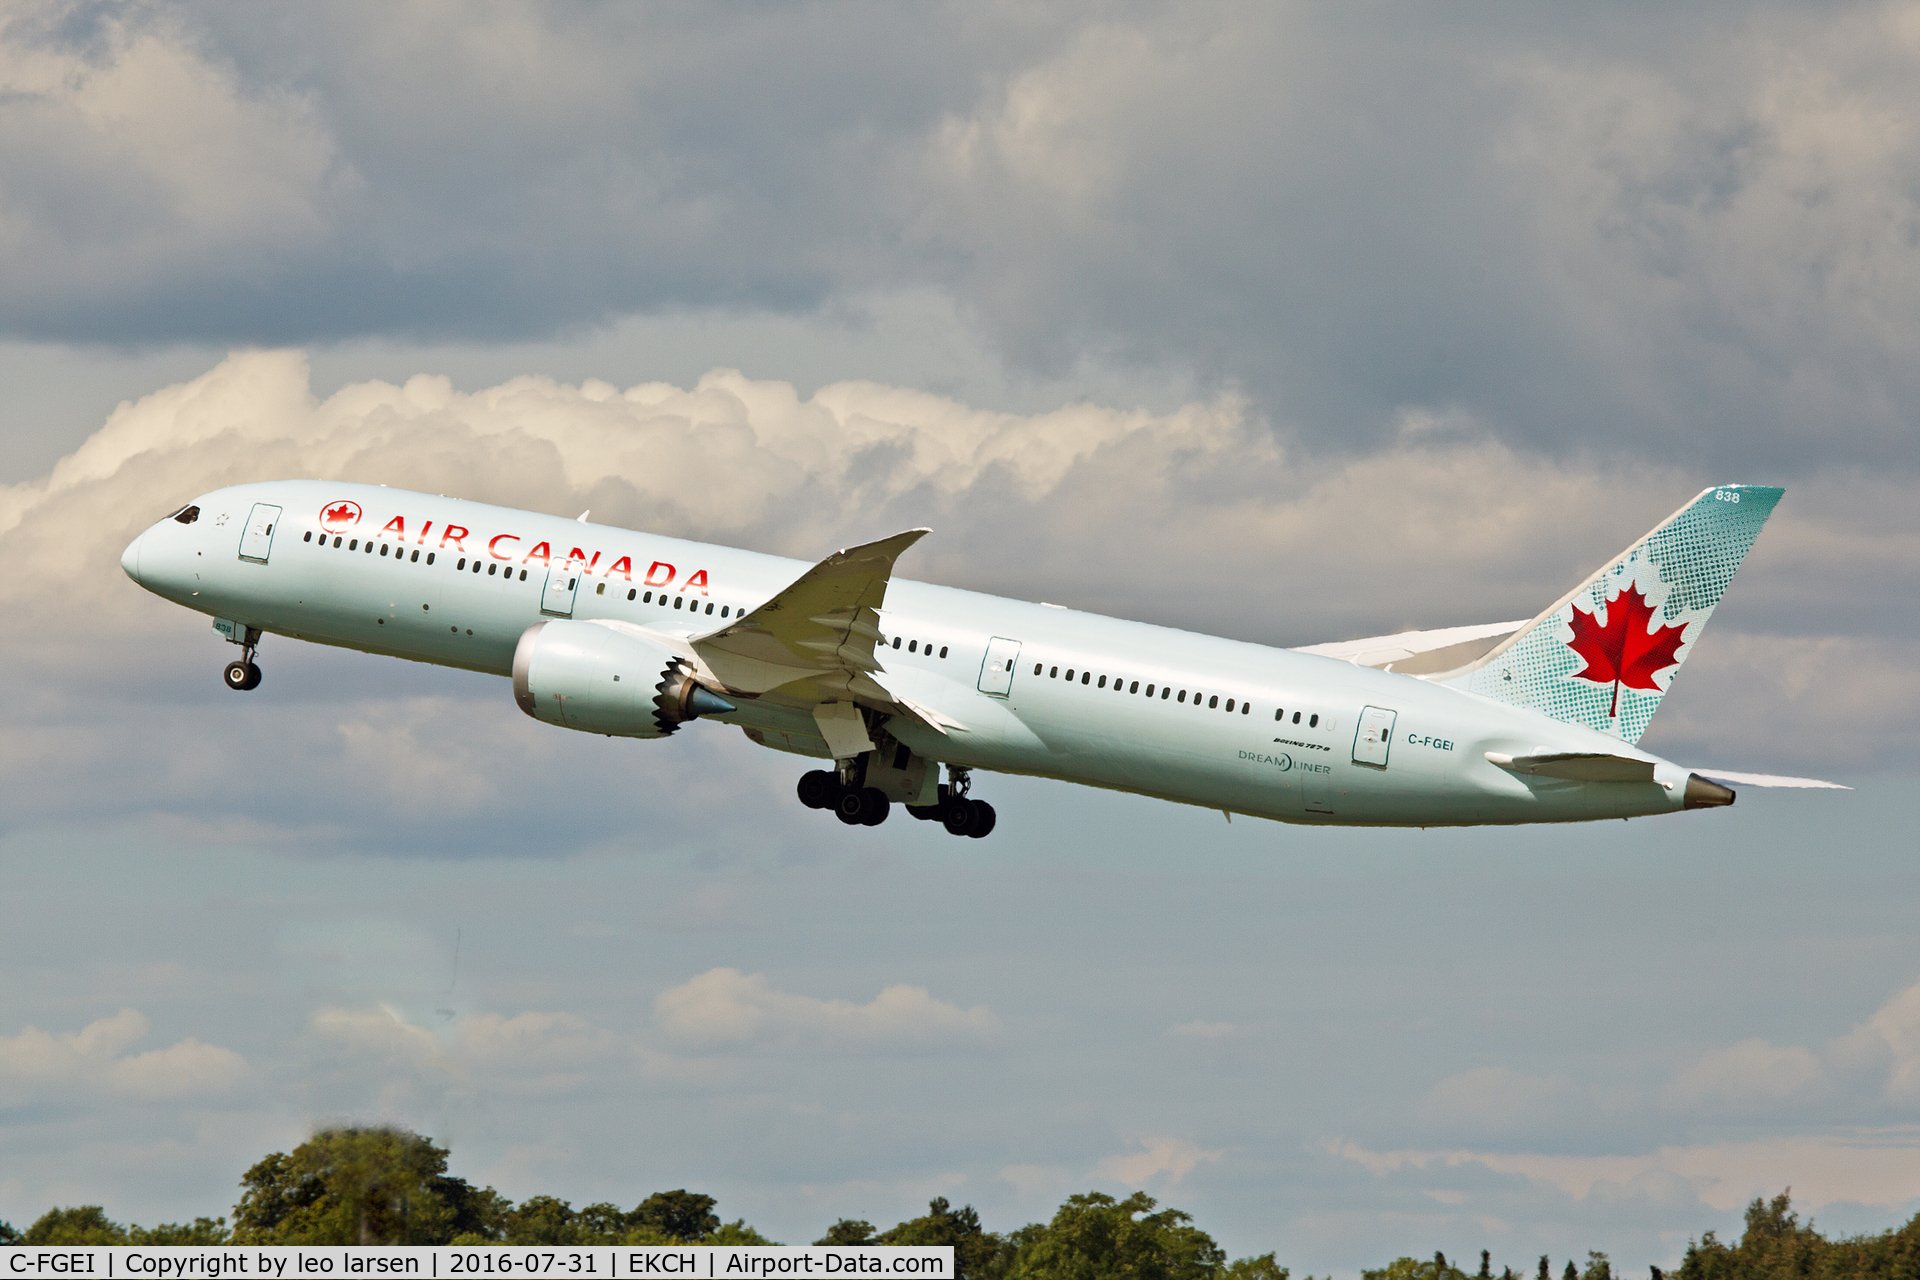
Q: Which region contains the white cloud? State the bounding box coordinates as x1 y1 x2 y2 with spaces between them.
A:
653 967 999 1053
1168 1019 1235 1038
1664 1038 1824 1109
1327 1130 1920 1214
1096 1136 1223 1187
1422 1066 1581 1136
0 1009 248 1101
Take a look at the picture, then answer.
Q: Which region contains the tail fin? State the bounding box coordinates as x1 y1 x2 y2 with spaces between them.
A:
1441 484 1783 743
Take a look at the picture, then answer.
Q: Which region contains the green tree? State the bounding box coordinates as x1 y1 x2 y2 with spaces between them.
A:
817 1219 880 1245
1579 1254 1610 1280
631 1190 720 1242
132 1218 232 1244
232 1126 506 1245
1362 1256 1469 1280
24 1207 129 1244
881 1198 1002 1280
1005 1191 1224 1280
1223 1253 1290 1280
708 1220 777 1244
0 1220 18 1244
504 1195 581 1245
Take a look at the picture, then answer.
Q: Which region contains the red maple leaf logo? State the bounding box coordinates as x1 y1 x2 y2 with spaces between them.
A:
320 500 361 528
1566 580 1688 718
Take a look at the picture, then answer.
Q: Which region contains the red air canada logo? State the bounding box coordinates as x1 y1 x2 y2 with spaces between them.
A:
320 500 362 529
1566 580 1687 718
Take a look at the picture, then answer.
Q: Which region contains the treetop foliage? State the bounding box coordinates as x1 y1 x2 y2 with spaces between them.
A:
13 1131 1920 1280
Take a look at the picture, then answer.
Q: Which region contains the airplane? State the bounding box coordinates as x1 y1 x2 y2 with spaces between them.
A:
119 480 1841 837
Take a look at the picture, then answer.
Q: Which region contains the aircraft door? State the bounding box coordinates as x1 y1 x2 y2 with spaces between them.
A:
1353 705 1397 768
238 503 282 563
978 637 1022 697
540 564 580 617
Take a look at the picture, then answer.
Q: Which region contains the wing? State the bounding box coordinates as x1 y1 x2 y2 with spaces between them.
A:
1293 620 1528 675
692 529 953 736
1691 769 1849 789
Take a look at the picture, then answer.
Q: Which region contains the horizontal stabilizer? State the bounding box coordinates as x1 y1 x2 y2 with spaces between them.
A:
1294 620 1526 674
1693 769 1849 790
1486 751 1656 783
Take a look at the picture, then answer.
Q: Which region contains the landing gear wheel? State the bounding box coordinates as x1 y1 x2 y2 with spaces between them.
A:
836 787 891 827
966 799 996 838
797 770 840 810
942 798 995 838
224 660 261 691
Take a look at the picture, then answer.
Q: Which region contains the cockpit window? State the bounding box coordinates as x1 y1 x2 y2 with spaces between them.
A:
169 505 200 524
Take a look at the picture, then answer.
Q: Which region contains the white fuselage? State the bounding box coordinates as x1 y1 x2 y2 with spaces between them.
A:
122 481 1703 827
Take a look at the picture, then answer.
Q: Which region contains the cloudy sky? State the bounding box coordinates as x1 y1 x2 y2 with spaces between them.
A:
2 0 1917 1269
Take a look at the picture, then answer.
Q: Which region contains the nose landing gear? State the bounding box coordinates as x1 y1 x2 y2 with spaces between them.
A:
221 625 263 691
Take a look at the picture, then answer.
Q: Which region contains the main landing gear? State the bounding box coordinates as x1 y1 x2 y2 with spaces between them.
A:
796 763 996 838
222 627 263 691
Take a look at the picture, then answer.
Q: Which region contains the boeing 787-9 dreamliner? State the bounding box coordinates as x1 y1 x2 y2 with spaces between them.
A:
121 481 1840 837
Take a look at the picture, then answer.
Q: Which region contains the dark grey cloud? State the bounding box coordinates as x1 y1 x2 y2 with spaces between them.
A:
3 2 1916 471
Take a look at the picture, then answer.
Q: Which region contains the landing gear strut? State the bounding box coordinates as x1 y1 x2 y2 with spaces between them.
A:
222 627 263 691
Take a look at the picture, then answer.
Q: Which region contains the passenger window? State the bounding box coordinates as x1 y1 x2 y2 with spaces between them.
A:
333 536 342 548
381 544 390 556
1081 672 1090 685
1146 683 1155 696
410 550 419 562
304 531 313 542
1224 699 1233 712
1310 714 1319 727
488 563 497 575
1050 666 1059 678
350 539 359 551
519 569 527 580
939 646 948 658
628 589 637 601
674 597 683 609
1275 709 1284 721
893 636 902 649
1209 696 1218 709
704 602 713 614
1241 703 1250 715
644 591 653 603
367 542 375 554
911 641 920 654
1161 687 1170 699
1065 669 1074 681
1098 675 1107 688
1130 681 1139 694
426 553 434 565
1178 690 1187 703
597 582 606 595
721 606 730 617
1033 663 1041 675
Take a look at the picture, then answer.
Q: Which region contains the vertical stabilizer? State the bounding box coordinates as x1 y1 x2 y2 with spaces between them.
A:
1441 485 1783 743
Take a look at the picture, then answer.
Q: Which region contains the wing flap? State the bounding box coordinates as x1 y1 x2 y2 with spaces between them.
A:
693 528 929 695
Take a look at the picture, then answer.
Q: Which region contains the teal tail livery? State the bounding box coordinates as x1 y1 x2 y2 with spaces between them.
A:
1439 485 1783 744
119 478 1842 838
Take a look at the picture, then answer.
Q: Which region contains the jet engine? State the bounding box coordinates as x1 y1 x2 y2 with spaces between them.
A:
512 620 734 738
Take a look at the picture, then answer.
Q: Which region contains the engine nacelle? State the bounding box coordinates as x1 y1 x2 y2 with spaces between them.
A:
512 620 733 738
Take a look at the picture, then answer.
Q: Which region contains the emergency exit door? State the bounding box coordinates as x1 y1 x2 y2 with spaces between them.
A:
1353 705 1398 768
977 637 1022 696
540 564 580 617
238 503 282 563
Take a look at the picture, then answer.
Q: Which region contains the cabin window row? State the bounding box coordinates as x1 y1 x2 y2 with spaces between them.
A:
1274 708 1321 728
1031 663 1254 714
308 530 437 565
621 588 732 618
883 635 950 659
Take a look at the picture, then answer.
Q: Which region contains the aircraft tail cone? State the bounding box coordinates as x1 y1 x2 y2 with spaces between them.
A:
1684 773 1736 809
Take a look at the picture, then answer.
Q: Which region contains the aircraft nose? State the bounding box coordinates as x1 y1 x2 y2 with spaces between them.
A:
121 532 144 584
